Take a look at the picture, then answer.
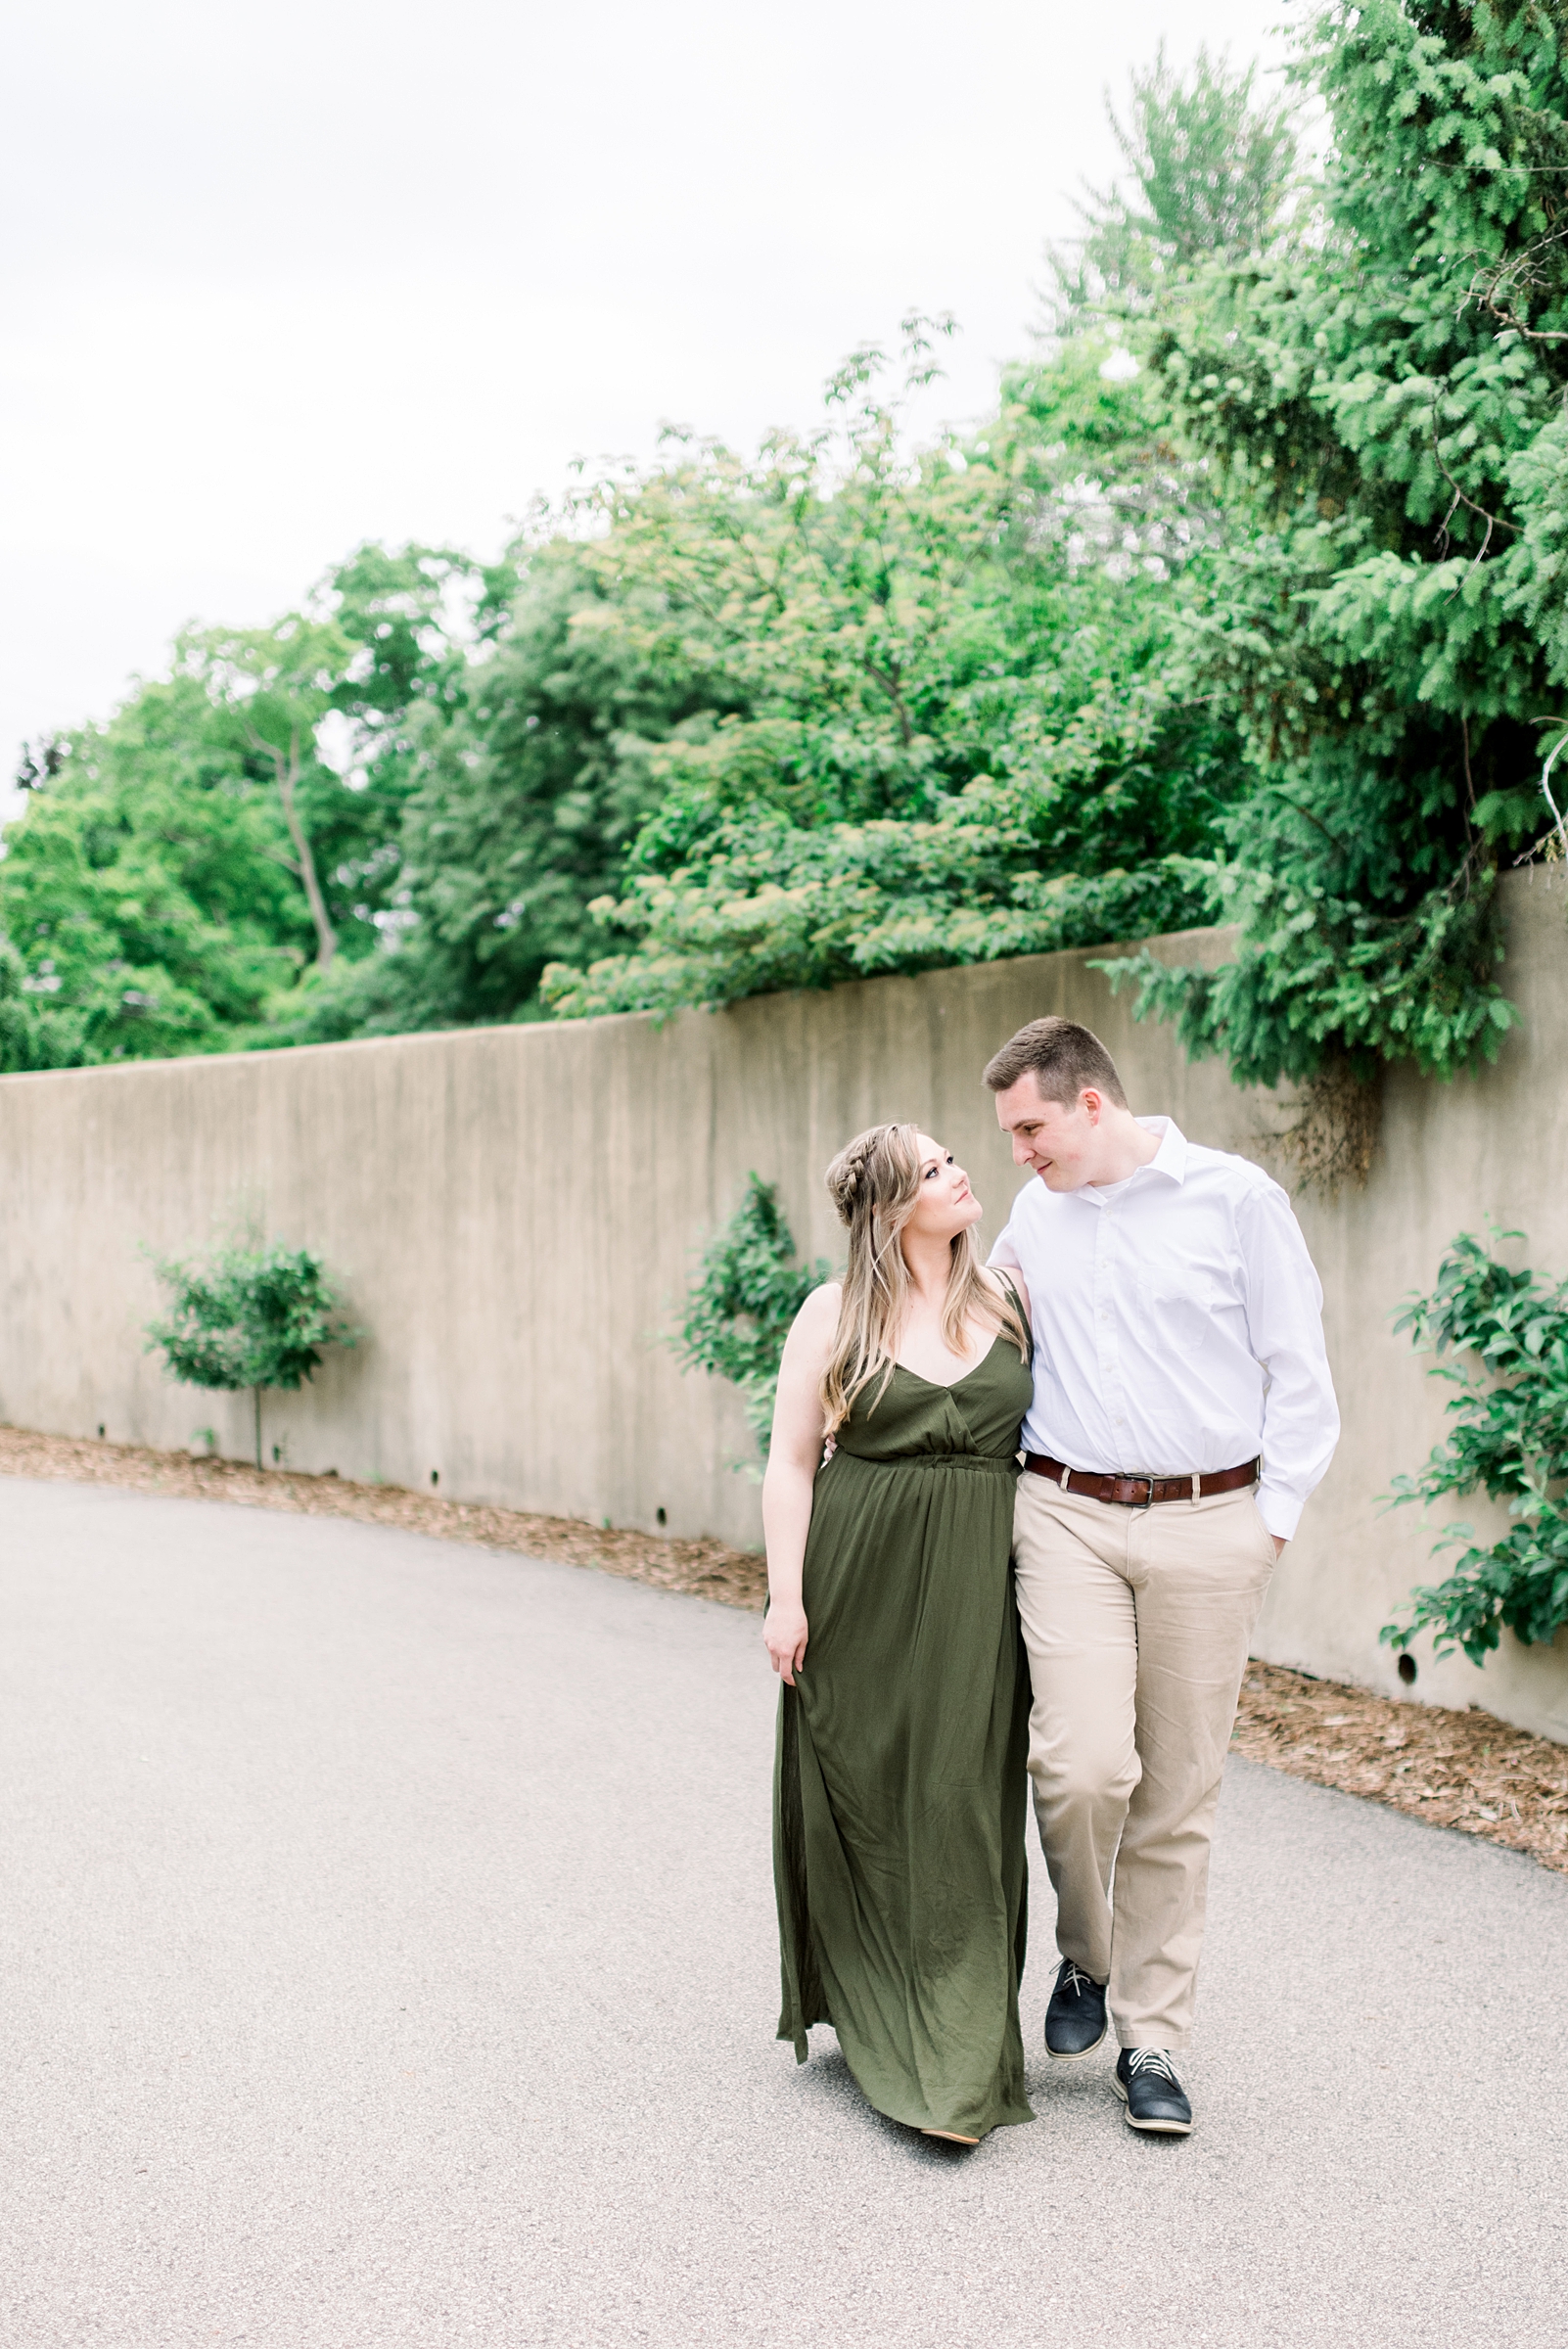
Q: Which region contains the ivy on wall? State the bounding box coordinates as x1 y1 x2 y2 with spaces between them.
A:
674 1176 830 1464
1383 1229 1568 1666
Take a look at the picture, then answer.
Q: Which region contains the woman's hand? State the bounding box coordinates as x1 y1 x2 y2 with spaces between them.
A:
764 1603 809 1686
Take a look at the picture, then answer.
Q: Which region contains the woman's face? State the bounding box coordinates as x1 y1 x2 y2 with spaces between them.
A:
905 1132 984 1243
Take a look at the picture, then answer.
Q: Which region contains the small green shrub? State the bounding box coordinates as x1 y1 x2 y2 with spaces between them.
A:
1382 1229 1568 1666
145 1241 357 1468
675 1175 831 1463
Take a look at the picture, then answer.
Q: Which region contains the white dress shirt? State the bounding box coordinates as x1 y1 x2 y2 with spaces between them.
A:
991 1118 1339 1540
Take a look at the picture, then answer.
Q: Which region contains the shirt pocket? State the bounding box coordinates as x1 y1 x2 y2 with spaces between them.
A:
1133 1266 1229 1358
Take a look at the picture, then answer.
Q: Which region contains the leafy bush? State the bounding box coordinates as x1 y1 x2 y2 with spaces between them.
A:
145 1241 357 1467
1382 1230 1568 1666
675 1176 831 1461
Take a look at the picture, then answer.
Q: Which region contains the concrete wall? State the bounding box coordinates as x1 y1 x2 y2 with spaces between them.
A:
1 871 1565 1738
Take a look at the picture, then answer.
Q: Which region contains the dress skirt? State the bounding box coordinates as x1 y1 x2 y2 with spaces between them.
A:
772 1340 1035 2140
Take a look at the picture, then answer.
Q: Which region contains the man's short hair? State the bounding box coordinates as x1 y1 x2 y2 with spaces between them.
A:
983 1016 1128 1109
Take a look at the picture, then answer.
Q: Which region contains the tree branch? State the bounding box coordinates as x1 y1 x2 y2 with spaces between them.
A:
247 721 338 970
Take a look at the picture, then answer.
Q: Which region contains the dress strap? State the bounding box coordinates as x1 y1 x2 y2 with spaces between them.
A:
997 1273 1032 1350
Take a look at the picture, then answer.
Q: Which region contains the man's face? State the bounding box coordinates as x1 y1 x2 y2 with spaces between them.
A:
992 1072 1105 1191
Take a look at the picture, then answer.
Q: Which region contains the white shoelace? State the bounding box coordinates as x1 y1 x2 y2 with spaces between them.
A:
1060 1963 1097 2000
1126 2048 1180 2084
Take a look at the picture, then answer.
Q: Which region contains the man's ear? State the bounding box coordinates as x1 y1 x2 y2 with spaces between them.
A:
1081 1086 1103 1126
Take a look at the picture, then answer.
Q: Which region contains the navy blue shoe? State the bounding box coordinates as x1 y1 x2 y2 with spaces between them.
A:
1114 2048 1193 2134
1044 1958 1108 2058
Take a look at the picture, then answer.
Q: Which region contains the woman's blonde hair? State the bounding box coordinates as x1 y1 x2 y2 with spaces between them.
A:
818 1122 1030 1432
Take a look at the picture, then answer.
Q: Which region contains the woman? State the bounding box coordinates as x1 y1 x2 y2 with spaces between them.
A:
764 1123 1036 2145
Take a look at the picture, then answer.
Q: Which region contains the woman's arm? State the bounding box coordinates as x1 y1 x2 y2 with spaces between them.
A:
761 1283 840 1685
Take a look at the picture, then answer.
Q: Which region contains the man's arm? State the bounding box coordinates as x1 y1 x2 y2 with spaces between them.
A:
987 1205 1022 1272
1238 1182 1340 1543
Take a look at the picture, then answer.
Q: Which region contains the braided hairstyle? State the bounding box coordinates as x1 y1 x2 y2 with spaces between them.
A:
823 1122 908 1231
818 1122 1028 1433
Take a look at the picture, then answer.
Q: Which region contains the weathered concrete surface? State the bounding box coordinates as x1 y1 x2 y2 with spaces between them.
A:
0 1478 1563 2348
0 872 1565 1730
0 910 1242 1552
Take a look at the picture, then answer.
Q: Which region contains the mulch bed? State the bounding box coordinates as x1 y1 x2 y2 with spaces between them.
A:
3 1426 1564 1875
1230 1661 1568 1876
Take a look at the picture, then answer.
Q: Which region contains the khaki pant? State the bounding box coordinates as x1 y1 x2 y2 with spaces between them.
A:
1012 1475 1276 2050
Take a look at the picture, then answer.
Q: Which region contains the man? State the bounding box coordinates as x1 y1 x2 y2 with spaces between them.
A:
986 1016 1338 2136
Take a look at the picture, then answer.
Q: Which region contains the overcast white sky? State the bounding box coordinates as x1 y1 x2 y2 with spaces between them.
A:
2 0 1295 778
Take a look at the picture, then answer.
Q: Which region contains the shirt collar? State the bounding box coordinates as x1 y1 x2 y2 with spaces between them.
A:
1064 1116 1187 1210
1137 1116 1188 1185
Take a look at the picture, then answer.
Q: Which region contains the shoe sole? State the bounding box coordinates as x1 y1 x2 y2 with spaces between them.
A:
1112 2074 1192 2135
1044 2017 1109 2061
921 2129 980 2145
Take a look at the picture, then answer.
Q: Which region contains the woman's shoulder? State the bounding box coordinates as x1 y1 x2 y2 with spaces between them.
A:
789 1281 843 1340
779 1280 841 1376
983 1264 1030 1316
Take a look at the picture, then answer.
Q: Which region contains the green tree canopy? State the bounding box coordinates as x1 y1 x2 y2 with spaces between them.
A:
1054 42 1299 312
539 307 1252 1019
11 13 1564 1104
268 537 727 1043
0 544 501 1065
1116 0 1568 1088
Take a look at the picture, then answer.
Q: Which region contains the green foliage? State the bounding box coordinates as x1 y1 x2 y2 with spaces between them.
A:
540 301 1252 1017
0 938 89 1072
146 1241 353 1394
0 53 1303 1061
1054 42 1298 312
3 670 310 1060
2 544 507 1062
19 15 1568 1089
271 540 727 1043
675 1175 831 1459
145 1241 357 1467
1107 0 1568 1088
1382 1229 1568 1666
1100 859 1513 1087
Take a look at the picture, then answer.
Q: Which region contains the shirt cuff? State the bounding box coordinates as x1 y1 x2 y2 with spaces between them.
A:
1256 1482 1303 1543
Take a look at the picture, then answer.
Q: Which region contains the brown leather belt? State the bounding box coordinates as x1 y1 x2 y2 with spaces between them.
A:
1024 1453 1261 1507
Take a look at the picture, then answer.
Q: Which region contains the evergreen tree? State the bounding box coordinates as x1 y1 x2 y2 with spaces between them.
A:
1122 0 1568 1087
1053 44 1298 313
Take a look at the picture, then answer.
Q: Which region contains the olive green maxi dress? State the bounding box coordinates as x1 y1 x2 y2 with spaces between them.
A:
772 1315 1036 2141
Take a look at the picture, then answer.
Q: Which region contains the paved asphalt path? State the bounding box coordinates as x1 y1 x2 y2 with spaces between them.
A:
0 1477 1564 2348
